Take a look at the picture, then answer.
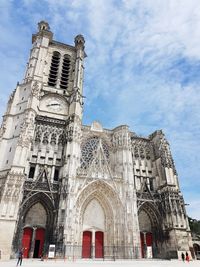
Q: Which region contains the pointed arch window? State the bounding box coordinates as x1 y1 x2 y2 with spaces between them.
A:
48 51 61 87
60 54 71 89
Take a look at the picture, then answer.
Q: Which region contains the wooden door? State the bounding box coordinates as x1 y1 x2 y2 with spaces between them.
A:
82 231 92 258
22 228 33 258
146 232 153 246
95 231 104 258
33 228 45 258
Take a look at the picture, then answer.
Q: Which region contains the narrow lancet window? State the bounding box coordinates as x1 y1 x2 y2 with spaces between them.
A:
48 51 60 87
60 54 70 89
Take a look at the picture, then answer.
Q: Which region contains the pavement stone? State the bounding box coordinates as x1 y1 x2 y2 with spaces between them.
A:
0 259 199 267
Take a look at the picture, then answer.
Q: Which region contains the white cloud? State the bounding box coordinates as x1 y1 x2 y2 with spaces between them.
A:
0 0 200 219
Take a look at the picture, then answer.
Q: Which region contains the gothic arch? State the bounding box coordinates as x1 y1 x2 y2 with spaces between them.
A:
75 180 124 246
21 192 55 227
138 202 161 228
76 180 122 210
138 202 164 258
12 192 55 254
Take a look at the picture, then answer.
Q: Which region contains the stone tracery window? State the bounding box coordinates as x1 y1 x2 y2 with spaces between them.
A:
81 137 109 169
43 132 49 144
34 122 65 146
58 134 64 145
50 133 57 145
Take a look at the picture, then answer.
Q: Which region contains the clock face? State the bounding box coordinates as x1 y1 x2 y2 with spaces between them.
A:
45 97 65 112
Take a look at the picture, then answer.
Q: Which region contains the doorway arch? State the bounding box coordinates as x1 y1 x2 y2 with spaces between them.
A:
138 202 161 258
21 202 47 258
13 192 55 258
76 180 124 258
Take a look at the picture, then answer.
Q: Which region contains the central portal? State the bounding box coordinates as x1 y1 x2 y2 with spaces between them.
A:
82 231 104 258
82 198 105 258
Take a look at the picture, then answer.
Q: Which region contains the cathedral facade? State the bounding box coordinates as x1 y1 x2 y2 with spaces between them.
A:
0 21 193 260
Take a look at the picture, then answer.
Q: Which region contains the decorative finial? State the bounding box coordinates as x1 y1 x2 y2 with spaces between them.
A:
74 34 85 49
32 21 53 43
38 21 50 32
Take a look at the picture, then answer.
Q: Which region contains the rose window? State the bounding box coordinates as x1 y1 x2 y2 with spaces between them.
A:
81 137 109 169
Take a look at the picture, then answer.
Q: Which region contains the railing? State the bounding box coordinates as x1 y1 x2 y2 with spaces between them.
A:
55 245 141 260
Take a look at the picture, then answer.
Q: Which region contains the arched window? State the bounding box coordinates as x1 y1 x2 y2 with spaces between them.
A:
48 51 60 87
43 132 49 144
60 54 71 89
50 133 57 145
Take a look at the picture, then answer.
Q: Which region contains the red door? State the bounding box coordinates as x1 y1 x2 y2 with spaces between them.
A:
95 231 104 258
22 228 33 258
140 232 153 258
82 231 92 258
146 232 153 246
33 228 45 258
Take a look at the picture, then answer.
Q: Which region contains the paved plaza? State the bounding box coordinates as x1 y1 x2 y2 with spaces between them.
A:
0 259 199 267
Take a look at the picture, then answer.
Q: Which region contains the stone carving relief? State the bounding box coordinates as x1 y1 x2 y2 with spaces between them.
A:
112 127 131 150
34 121 65 146
8 90 16 104
2 172 24 202
23 165 59 212
76 180 122 213
158 187 187 230
66 115 82 143
69 88 84 106
0 172 7 201
0 117 6 140
151 131 177 174
18 111 36 148
31 81 41 99
132 138 153 160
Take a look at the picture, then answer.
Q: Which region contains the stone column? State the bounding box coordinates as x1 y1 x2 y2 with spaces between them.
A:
29 227 37 258
143 232 147 258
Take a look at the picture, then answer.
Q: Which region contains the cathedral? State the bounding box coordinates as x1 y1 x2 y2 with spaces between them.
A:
0 21 193 260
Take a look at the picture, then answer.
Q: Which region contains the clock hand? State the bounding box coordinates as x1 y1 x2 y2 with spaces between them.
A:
47 103 60 106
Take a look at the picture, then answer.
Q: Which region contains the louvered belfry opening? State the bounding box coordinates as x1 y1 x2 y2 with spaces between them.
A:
60 54 70 89
48 51 60 87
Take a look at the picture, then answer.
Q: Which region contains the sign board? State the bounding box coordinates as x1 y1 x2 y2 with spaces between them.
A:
48 244 55 258
147 246 153 258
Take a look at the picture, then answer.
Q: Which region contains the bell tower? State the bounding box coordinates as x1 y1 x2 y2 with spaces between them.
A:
0 21 86 260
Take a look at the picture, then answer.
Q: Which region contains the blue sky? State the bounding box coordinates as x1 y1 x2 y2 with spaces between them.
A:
0 0 200 219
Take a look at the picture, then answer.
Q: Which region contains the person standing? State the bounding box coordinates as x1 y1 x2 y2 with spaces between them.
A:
181 252 185 262
16 248 23 266
185 252 190 262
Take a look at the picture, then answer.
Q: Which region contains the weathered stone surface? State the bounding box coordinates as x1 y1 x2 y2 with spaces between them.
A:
0 21 193 261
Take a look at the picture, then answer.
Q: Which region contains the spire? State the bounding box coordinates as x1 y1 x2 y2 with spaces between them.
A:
74 34 85 50
38 21 50 31
32 20 53 44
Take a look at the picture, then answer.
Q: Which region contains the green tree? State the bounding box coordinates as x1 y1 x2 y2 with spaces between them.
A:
188 217 200 234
